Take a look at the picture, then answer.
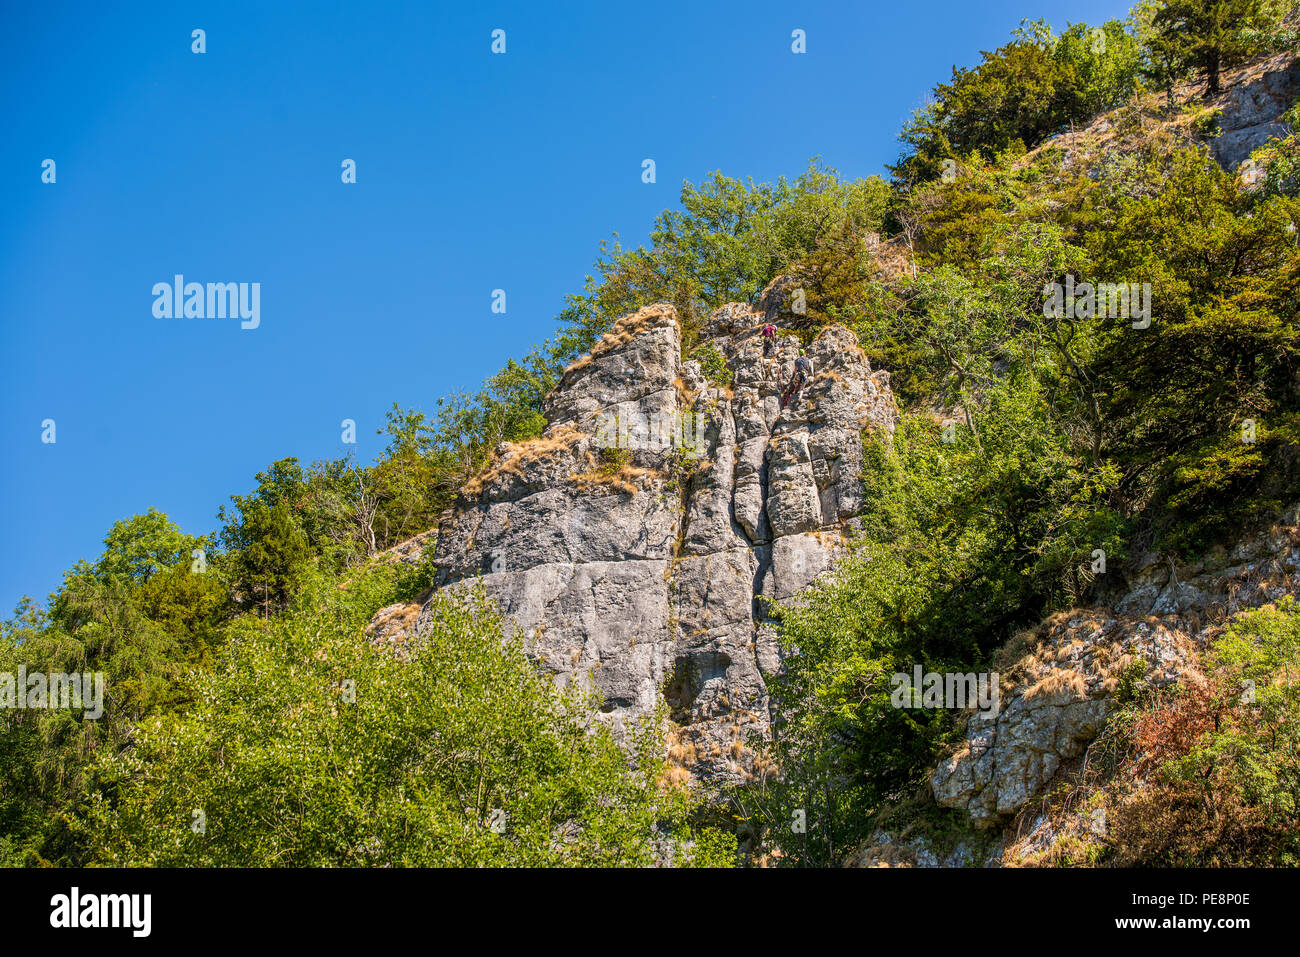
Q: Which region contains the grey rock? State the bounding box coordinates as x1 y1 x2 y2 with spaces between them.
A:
765 431 821 539
1209 56 1300 170
931 614 1197 827
764 532 842 602
372 297 896 785
1214 122 1292 170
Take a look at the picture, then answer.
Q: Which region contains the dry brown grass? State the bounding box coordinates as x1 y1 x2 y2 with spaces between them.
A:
673 375 702 407
569 449 664 496
365 601 422 647
750 752 777 782
662 729 698 789
1022 50 1299 175
568 304 678 373
462 424 585 497
661 765 692 788
991 626 1044 677
564 353 594 374
1022 667 1089 702
667 737 698 768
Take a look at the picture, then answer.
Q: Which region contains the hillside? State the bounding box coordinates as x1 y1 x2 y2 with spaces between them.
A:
4 1 1300 870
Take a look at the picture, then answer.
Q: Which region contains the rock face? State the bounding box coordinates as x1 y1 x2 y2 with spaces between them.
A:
929 612 1197 828
929 504 1300 830
1114 507 1300 619
411 301 897 786
1210 52 1300 171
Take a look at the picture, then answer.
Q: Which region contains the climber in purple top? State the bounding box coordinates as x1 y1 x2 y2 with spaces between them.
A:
761 323 777 360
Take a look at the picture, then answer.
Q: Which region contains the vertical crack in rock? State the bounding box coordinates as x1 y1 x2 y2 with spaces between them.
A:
406 297 898 788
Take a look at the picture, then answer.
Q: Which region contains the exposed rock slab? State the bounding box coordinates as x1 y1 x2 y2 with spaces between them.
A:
386 299 897 785
930 612 1197 827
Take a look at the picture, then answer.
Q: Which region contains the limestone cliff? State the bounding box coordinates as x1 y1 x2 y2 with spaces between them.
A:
372 295 896 786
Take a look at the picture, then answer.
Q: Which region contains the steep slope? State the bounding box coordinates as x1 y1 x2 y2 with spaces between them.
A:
850 505 1300 867
1028 49 1299 172
372 294 896 786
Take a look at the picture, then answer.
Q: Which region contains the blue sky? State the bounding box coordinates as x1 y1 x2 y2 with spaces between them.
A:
0 0 1134 612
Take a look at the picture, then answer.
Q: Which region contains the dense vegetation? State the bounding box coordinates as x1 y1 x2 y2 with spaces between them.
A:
746 0 1300 865
1034 598 1300 866
3 0 1298 867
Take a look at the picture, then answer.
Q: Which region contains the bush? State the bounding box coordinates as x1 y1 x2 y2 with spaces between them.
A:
74 567 731 867
1107 600 1300 865
691 345 733 386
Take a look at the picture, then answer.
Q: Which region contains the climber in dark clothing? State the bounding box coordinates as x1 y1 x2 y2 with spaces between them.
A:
781 350 813 408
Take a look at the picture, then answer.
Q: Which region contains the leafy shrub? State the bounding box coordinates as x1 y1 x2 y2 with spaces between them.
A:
598 446 633 476
1107 600 1300 865
74 568 733 867
1190 106 1223 138
691 346 733 387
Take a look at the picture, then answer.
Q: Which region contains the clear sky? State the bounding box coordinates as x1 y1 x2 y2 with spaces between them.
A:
0 0 1134 613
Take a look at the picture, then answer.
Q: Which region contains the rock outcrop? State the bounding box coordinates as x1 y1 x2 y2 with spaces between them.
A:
1209 52 1300 170
388 300 896 786
1018 50 1299 180
928 504 1300 830
929 612 1197 828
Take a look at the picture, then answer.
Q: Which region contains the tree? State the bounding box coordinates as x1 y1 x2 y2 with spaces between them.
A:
1053 20 1145 117
219 459 316 611
556 160 889 351
1087 150 1300 549
1135 0 1189 109
895 25 1082 186
2 509 229 865
1150 0 1278 96
75 570 736 867
93 508 201 585
224 499 311 614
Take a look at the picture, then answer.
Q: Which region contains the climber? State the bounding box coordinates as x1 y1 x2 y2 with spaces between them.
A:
780 349 814 409
761 323 777 360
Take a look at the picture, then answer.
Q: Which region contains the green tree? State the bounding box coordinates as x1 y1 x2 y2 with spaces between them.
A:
895 25 1082 186
219 460 315 612
75 569 735 867
1087 150 1300 549
1054 20 1145 117
2 510 229 865
91 508 203 585
1150 0 1280 96
556 160 888 350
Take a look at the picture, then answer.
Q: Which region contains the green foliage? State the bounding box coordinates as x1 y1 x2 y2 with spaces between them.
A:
1150 0 1285 96
895 18 1142 186
597 446 633 476
1106 599 1300 864
1 512 229 865
1190 106 1223 138
1135 0 1191 109
1054 19 1146 118
93 509 202 585
74 570 732 867
1251 102 1300 198
557 160 888 349
691 345 733 386
1087 150 1300 552
220 493 312 613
